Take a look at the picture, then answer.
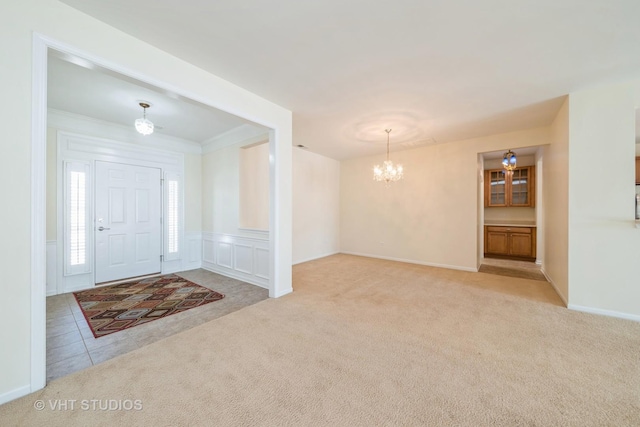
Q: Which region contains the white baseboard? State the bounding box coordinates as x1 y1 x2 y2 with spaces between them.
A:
202 263 268 289
340 251 477 272
568 304 640 323
271 287 293 298
540 268 568 306
0 384 31 406
292 251 340 265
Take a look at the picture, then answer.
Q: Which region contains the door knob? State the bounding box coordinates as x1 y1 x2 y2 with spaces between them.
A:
97 226 111 231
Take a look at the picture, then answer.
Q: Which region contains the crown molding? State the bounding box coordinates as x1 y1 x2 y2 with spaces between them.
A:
47 108 203 155
202 124 269 154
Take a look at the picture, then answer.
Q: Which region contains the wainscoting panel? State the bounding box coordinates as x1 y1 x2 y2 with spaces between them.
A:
181 232 203 272
202 233 269 288
217 242 233 269
234 244 254 274
255 247 270 280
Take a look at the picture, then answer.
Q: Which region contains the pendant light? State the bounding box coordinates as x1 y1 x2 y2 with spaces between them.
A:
502 150 516 172
134 102 154 136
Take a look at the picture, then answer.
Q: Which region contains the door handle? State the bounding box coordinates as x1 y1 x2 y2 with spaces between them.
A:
97 226 111 231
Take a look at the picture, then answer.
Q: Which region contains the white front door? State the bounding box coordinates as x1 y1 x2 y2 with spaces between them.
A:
95 161 162 283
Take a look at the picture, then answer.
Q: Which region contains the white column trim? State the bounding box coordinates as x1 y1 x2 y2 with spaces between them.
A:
269 129 293 298
30 33 47 394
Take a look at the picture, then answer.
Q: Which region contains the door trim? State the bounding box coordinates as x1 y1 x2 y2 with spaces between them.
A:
56 131 184 294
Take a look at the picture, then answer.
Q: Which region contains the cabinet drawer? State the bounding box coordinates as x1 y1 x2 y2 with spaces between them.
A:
486 226 532 234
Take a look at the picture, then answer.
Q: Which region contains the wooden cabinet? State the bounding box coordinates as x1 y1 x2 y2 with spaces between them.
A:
635 157 640 184
485 166 535 207
485 226 536 260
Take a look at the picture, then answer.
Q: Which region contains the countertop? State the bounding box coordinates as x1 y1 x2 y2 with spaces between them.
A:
484 220 536 227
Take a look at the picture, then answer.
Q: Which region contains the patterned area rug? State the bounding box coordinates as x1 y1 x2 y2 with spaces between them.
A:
73 274 225 338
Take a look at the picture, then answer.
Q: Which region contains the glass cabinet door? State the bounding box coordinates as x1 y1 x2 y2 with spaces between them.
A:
489 170 507 206
510 168 529 206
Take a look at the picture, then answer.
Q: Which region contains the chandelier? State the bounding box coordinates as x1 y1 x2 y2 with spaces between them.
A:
502 149 516 172
134 102 154 136
373 129 403 184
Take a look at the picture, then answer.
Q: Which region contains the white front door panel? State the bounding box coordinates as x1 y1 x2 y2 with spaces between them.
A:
95 161 162 283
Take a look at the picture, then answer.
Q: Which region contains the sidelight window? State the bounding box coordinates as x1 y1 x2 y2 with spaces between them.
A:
164 172 182 261
64 161 91 275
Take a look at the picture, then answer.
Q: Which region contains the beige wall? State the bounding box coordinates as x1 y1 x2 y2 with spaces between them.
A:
293 148 341 264
203 143 341 263
1 0 291 401
239 142 269 231
567 80 640 316
202 141 269 238
202 145 241 235
340 127 550 271
184 153 202 233
544 98 570 302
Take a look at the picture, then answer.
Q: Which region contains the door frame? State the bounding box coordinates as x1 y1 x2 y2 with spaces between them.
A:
31 34 292 394
55 131 184 294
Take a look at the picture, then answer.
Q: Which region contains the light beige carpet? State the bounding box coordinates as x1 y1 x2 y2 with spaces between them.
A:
1 254 639 426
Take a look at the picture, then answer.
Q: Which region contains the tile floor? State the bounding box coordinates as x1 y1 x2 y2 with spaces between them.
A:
46 269 268 382
481 257 542 271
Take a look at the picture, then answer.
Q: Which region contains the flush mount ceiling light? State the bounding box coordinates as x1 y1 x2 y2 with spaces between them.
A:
134 102 154 136
373 129 404 184
502 149 517 172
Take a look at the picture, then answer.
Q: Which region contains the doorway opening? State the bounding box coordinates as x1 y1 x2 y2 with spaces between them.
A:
34 37 286 387
478 146 546 281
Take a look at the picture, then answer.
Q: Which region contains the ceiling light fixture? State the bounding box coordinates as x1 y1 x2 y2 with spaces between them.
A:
373 129 403 184
502 149 517 172
134 102 154 136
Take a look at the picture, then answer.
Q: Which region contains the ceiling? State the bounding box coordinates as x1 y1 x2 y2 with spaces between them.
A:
48 54 262 144
58 0 640 160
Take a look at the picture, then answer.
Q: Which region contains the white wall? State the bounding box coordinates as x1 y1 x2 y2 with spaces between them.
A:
543 99 569 302
45 123 204 238
46 128 57 241
292 148 341 264
1 0 291 403
340 127 550 271
567 81 640 319
534 148 545 265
